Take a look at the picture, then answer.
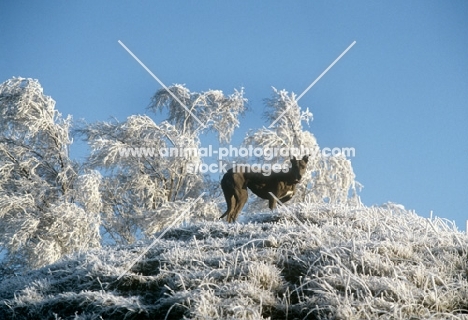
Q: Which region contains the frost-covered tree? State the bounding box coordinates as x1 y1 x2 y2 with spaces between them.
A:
149 84 247 142
244 87 359 208
78 116 203 243
79 85 246 243
0 78 101 269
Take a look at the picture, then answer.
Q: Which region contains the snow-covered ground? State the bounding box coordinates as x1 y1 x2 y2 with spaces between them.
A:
1 202 467 319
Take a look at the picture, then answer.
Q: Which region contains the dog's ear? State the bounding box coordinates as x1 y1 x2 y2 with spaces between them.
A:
291 156 297 162
302 155 309 163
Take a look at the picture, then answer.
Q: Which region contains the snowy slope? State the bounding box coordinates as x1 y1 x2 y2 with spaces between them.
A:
1 202 467 319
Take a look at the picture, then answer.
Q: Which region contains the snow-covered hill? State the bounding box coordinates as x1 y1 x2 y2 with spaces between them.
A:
1 202 467 319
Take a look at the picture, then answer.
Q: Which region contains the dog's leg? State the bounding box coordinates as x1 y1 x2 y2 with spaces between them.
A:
279 191 294 203
279 185 296 203
231 189 248 222
220 194 234 220
268 194 277 210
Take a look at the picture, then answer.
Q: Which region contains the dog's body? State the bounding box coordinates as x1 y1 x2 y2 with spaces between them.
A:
220 156 309 222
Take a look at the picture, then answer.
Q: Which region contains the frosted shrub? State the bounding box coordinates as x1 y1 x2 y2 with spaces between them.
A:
0 78 100 269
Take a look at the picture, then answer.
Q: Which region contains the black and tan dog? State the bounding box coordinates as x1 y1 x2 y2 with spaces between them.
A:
220 155 309 222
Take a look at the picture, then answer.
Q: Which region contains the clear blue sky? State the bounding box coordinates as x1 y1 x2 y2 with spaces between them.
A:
1 1 467 229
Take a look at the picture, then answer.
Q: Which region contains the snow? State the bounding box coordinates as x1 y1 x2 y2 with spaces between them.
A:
1 202 467 319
